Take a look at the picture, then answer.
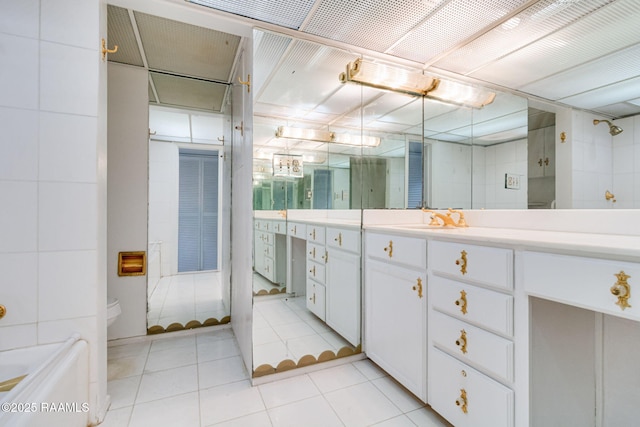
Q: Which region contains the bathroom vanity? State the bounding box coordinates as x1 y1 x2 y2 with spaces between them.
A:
363 209 640 427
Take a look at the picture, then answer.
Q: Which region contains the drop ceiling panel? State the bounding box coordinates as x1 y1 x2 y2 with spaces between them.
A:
590 103 640 118
469 0 640 91
151 72 227 112
559 76 640 110
134 11 240 82
387 0 531 63
303 0 443 52
361 94 421 126
107 5 144 67
432 0 612 75
253 30 293 96
188 0 317 30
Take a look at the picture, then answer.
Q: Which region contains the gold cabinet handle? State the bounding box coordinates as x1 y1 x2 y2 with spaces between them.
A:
322 250 328 264
335 233 342 246
455 290 468 314
544 157 550 166
412 278 423 299
310 229 316 240
309 247 316 258
611 271 632 310
310 266 316 276
538 158 543 167
383 240 393 258
293 225 297 234
309 293 315 304
0 305 6 319
265 265 269 273
456 329 467 354
238 74 251 93
456 389 468 414
101 38 118 61
455 250 468 275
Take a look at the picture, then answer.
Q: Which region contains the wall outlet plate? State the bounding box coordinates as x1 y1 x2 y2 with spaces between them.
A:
505 173 521 190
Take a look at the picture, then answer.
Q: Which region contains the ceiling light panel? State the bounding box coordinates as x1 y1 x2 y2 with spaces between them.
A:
387 0 531 64
134 11 240 82
106 5 144 67
469 0 640 90
433 0 612 75
253 30 293 96
188 0 316 30
151 72 227 112
303 0 443 52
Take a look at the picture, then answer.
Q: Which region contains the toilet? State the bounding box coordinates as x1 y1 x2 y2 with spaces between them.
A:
107 297 121 327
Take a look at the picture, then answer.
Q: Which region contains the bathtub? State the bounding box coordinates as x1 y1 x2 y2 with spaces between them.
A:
0 334 89 427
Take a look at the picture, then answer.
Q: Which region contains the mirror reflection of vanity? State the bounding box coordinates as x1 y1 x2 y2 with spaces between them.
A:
250 28 638 377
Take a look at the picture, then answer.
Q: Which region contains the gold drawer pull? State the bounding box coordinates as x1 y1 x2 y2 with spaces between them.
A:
455 290 468 314
456 389 468 414
611 271 632 310
383 240 393 258
309 293 315 304
0 305 6 320
293 225 297 234
310 266 316 276
456 329 467 354
412 278 423 299
455 250 468 275
335 232 342 246
322 250 328 263
310 229 316 240
309 247 316 258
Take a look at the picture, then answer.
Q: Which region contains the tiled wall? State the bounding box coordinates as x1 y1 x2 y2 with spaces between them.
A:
0 0 106 422
611 115 640 208
430 140 472 209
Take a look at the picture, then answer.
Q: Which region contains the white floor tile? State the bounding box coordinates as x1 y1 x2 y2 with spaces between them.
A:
253 341 291 368
353 359 388 381
136 364 198 404
197 337 240 363
267 395 343 427
325 382 402 427
107 376 141 410
272 321 317 340
286 334 334 360
149 335 196 353
200 380 265 426
107 354 147 381
258 374 320 409
144 345 197 372
205 410 273 427
372 376 424 413
405 407 452 427
99 405 132 427
108 342 151 361
308 363 368 393
371 414 418 427
198 355 249 390
129 392 200 427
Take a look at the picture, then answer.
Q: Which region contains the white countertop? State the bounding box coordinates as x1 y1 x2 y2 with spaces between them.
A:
365 224 640 261
289 218 361 228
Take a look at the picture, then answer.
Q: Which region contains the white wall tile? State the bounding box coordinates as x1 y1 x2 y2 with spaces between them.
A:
39 182 97 251
0 0 39 38
40 0 99 49
40 42 98 116
0 252 38 326
39 112 98 182
38 315 99 382
0 107 38 181
38 250 97 321
0 181 37 252
0 33 39 109
613 145 634 174
0 324 37 351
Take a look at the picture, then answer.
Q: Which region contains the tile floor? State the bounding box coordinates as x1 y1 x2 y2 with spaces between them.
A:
147 272 229 329
103 327 451 427
253 273 284 295
253 295 354 369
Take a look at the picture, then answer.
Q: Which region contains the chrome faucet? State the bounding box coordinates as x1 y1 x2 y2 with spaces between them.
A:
421 208 468 227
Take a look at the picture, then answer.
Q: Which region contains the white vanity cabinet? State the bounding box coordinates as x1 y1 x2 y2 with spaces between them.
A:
364 231 427 401
306 225 326 320
428 240 514 427
254 219 286 285
325 227 361 346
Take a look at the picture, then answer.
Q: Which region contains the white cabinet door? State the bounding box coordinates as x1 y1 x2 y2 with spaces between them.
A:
327 249 360 346
306 279 326 321
365 259 427 401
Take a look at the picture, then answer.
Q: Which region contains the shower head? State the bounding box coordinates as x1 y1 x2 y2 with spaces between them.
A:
593 119 623 136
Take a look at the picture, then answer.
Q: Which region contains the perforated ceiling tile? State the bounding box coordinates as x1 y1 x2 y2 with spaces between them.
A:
107 5 144 67
253 30 293 96
188 0 316 29
303 0 443 52
388 0 531 64
433 0 613 75
150 72 228 112
469 0 640 91
134 11 240 82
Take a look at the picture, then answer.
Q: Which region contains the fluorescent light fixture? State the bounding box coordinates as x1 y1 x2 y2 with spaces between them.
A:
275 126 332 142
426 79 496 108
276 125 381 147
332 133 381 147
339 58 495 108
339 58 436 97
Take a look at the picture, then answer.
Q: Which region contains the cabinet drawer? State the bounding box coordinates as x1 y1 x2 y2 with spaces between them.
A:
366 232 426 270
431 310 513 382
429 347 514 427
523 251 640 321
288 222 306 238
306 280 326 320
431 276 513 336
273 220 286 234
429 241 513 290
307 243 326 263
307 225 325 244
254 220 262 230
307 260 326 284
327 227 360 254
261 257 275 282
